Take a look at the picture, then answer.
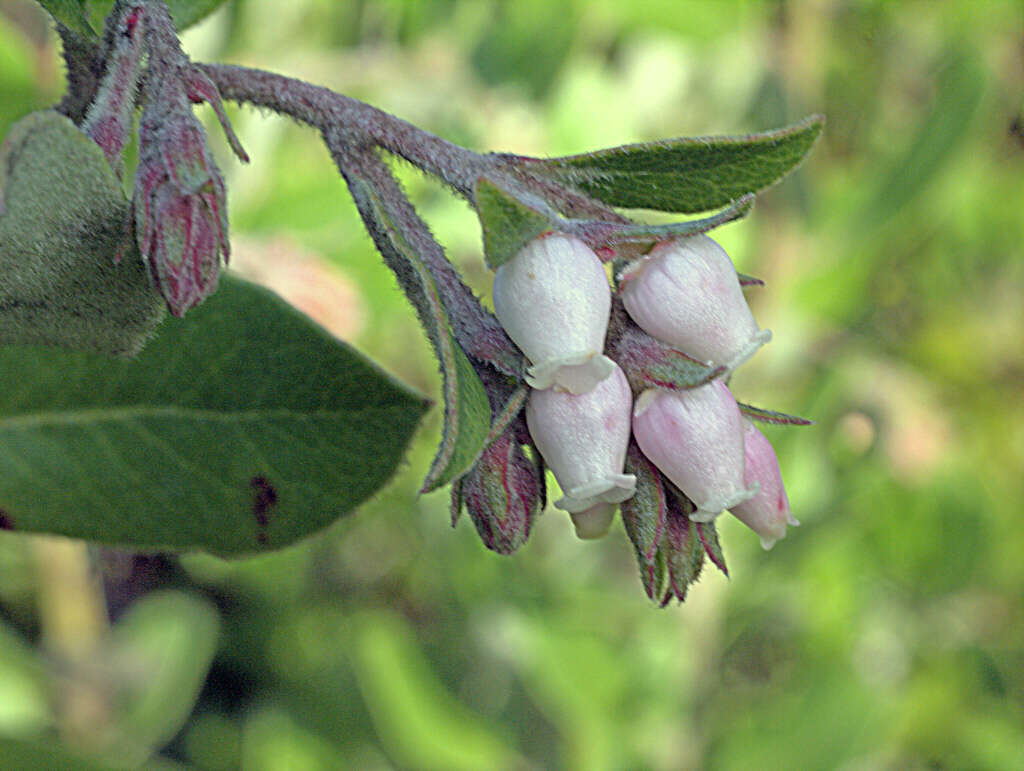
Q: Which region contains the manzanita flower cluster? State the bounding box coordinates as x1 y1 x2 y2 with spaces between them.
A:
485 230 799 603
24 0 819 603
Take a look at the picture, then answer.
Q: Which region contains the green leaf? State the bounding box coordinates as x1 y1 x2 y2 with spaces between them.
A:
0 737 114 771
86 0 228 32
0 110 165 355
738 402 814 426
37 0 97 38
474 177 551 269
0 275 428 555
348 178 491 492
529 114 824 214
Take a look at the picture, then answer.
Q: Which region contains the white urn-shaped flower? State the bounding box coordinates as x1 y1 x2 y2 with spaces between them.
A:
631 380 757 521
493 233 614 394
526 362 636 519
619 234 770 372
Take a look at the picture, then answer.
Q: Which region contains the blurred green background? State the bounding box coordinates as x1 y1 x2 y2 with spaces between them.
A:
2 0 1023 769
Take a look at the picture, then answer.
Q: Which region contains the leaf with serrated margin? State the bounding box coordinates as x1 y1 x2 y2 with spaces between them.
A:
739 402 814 426
474 177 551 269
527 115 824 214
38 0 96 37
348 178 491 492
0 276 428 555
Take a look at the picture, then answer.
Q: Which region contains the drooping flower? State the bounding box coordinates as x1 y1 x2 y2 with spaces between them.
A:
631 380 757 522
619 235 771 372
493 232 614 394
730 420 799 549
525 362 636 520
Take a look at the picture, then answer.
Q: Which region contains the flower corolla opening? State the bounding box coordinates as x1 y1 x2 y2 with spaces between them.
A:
525 363 636 516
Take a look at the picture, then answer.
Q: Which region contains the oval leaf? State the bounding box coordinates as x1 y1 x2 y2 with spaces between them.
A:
529 114 824 214
0 110 165 355
347 177 491 492
0 276 428 554
37 0 97 38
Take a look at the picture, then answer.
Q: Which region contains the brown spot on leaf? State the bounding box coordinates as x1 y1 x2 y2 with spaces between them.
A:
250 476 278 543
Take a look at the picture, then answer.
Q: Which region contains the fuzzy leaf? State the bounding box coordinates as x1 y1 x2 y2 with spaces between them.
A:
348 178 491 492
87 0 228 32
474 177 551 269
0 276 428 555
0 110 165 355
37 0 97 37
696 520 728 577
529 115 824 214
738 273 765 287
739 402 814 426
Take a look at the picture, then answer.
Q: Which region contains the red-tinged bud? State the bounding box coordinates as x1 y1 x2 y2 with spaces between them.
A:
82 2 147 176
619 235 771 373
632 381 757 522
730 420 799 549
134 112 230 316
460 432 540 555
525 363 636 519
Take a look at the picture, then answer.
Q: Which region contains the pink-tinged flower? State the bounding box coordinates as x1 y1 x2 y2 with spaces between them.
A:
730 420 798 549
619 235 771 372
632 381 757 522
493 233 614 394
526 362 636 516
459 431 540 555
134 113 229 316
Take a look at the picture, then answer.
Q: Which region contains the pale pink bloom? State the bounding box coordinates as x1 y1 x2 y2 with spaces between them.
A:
494 233 614 394
632 381 757 521
619 235 770 372
730 420 799 549
526 363 636 514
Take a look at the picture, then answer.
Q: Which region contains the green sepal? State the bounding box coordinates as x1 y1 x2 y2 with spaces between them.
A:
695 520 728 577
474 177 552 269
527 115 824 214
739 402 815 426
0 110 165 355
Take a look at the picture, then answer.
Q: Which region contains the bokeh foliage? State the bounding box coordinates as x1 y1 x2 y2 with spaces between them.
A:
1 0 1023 769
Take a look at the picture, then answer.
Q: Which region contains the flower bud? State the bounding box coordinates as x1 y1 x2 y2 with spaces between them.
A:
632 381 757 522
619 235 770 372
730 420 798 549
134 113 230 316
460 432 540 555
493 233 614 394
526 362 636 515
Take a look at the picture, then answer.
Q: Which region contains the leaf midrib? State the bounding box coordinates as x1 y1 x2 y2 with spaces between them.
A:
0 403 399 429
